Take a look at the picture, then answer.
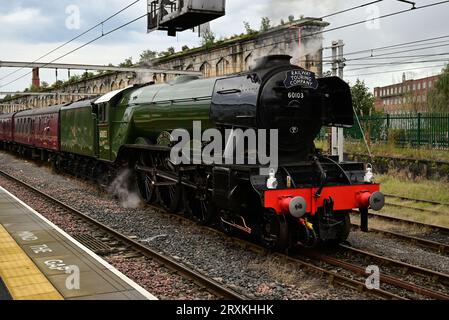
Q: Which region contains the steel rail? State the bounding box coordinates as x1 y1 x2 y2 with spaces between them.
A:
350 222 449 255
164 215 406 300
1 165 439 300
351 210 449 234
339 244 449 286
384 193 449 207
0 169 246 300
273 253 406 300
384 201 447 215
298 250 449 300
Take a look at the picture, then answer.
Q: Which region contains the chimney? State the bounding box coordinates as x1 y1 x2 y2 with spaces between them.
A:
402 72 406 83
32 68 40 88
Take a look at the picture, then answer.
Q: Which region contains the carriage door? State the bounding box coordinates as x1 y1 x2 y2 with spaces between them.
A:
97 102 111 161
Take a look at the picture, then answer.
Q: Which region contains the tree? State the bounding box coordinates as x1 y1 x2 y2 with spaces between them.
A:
51 80 64 89
139 50 158 63
81 72 95 80
288 15 295 22
158 46 176 57
41 81 49 89
119 57 133 67
201 31 216 47
280 19 285 25
28 85 40 92
67 75 81 84
181 45 190 52
428 64 449 112
260 17 271 32
243 21 257 35
351 79 375 117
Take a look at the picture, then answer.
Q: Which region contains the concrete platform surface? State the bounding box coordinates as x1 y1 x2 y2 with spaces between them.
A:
0 186 157 300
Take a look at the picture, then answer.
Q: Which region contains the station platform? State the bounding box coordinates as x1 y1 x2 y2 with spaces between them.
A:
0 186 157 300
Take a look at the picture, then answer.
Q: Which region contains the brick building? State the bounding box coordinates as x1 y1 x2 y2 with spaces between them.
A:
374 73 440 114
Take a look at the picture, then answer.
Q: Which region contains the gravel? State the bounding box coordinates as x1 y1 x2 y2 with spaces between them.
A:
348 230 449 274
0 173 214 300
0 151 421 300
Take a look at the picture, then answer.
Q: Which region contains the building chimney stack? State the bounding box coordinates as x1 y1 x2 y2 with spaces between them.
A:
402 72 406 83
32 68 40 88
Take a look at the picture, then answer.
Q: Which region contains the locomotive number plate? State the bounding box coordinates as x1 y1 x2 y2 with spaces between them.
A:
284 70 318 90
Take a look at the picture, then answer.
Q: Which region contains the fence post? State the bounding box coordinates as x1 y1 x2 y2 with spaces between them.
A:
417 112 421 148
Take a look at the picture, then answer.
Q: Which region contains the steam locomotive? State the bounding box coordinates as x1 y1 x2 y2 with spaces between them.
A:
0 55 384 250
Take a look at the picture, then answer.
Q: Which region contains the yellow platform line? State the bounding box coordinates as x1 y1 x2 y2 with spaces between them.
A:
0 224 63 300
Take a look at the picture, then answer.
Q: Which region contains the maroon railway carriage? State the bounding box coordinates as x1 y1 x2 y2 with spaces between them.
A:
13 105 62 152
0 113 14 144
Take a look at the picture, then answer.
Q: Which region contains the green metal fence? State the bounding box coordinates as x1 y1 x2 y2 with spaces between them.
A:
344 113 449 149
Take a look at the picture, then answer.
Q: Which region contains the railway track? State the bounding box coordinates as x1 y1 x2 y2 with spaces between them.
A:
167 216 448 300
383 193 449 207
351 211 449 255
0 168 404 300
295 248 449 300
384 201 444 215
2 167 449 300
0 169 246 300
339 244 449 287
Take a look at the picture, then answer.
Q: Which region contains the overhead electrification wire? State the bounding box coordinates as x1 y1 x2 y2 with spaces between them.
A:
3 0 449 89
0 0 383 89
346 42 449 61
345 64 447 77
303 1 449 42
345 59 449 70
0 0 143 82
323 34 449 59
343 51 449 60
188 0 449 67
0 13 147 89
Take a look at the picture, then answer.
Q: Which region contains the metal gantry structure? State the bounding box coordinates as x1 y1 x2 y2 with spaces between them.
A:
0 60 202 76
330 40 346 162
0 61 202 113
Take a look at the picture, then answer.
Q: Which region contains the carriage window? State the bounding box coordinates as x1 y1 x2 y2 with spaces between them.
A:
98 103 108 123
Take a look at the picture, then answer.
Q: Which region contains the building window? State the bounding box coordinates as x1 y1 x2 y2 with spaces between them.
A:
423 82 427 89
407 85 410 92
413 83 416 90
417 83 421 90
429 81 432 88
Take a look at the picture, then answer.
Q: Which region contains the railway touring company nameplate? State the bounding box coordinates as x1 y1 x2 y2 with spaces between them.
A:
284 70 318 90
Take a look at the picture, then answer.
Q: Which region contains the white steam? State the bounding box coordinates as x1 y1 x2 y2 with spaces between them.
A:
292 33 323 67
135 59 156 84
108 169 142 209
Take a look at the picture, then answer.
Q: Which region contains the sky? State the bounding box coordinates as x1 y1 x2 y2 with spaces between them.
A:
0 0 448 96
